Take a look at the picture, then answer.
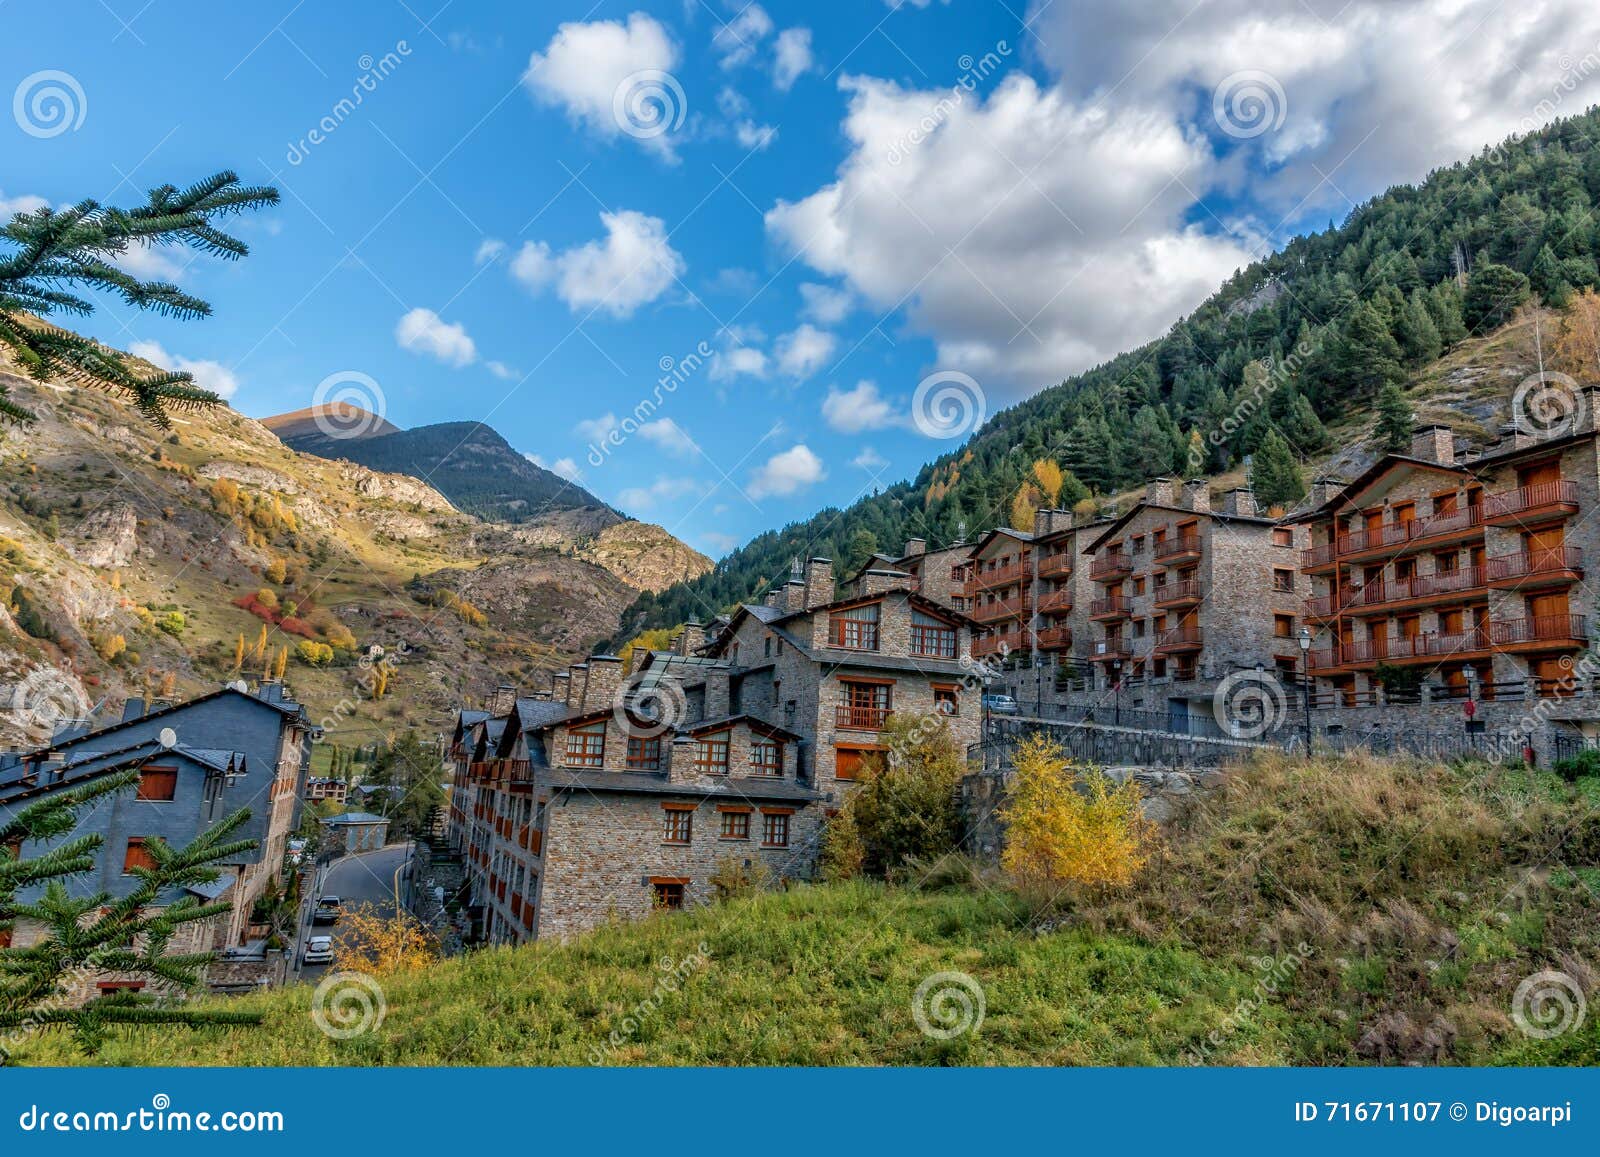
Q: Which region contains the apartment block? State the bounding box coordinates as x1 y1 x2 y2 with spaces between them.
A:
1300 418 1598 703
963 510 1095 665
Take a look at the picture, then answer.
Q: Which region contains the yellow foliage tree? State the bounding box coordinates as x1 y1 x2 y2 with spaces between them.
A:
331 904 438 975
999 733 1155 900
273 646 289 681
1031 459 1065 506
1010 481 1043 532
232 633 245 671
253 623 269 663
371 664 391 700
1554 289 1600 379
264 557 287 584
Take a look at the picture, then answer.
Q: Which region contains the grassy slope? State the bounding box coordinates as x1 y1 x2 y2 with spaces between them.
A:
13 754 1600 1067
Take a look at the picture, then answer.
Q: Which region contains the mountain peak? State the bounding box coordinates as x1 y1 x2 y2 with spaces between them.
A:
260 403 400 442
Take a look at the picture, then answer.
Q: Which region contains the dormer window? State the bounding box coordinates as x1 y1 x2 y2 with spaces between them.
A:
694 731 731 775
564 721 606 768
829 602 881 650
910 610 956 659
751 738 782 777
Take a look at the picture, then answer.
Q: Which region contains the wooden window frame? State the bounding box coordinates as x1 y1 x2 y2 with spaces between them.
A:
564 722 606 769
122 837 157 874
625 735 663 771
932 683 960 717
694 731 731 775
717 807 751 840
135 765 179 802
761 810 792 848
750 738 782 777
650 879 687 910
1272 568 1295 593
661 804 694 845
834 744 885 781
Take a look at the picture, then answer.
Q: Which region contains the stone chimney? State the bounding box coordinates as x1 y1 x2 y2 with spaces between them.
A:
781 580 807 613
666 734 696 782
1033 508 1073 536
485 684 517 715
1410 424 1455 464
902 537 927 558
582 655 623 712
566 664 588 709
675 622 706 656
1145 477 1176 506
763 588 780 608
1181 479 1211 513
704 669 732 720
854 569 914 597
1220 488 1258 517
803 558 835 610
551 670 570 706
1309 477 1344 507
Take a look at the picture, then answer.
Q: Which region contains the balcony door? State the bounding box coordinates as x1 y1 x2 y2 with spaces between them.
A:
1528 591 1570 632
1518 460 1561 489
1527 526 1566 570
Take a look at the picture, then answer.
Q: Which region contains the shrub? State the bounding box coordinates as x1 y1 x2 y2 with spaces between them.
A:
831 714 966 879
156 610 186 637
254 587 279 611
295 641 334 666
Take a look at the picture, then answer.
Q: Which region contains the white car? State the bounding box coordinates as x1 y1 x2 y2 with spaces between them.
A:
302 935 335 966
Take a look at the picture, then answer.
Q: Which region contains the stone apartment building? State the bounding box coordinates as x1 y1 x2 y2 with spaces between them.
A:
1078 479 1307 725
963 511 1096 669
0 682 314 995
446 557 981 944
303 776 349 805
1299 417 1599 728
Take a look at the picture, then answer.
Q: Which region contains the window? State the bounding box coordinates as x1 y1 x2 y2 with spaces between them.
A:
564 722 606 768
1132 619 1146 639
838 681 891 729
3 837 20 861
764 636 772 657
694 732 730 774
910 609 956 658
651 879 686 909
933 685 959 716
1272 527 1293 547
96 981 146 995
828 602 881 650
1272 568 1295 593
751 738 781 776
1274 614 1295 638
834 745 882 780
762 811 791 847
719 808 751 839
122 837 156 874
135 765 178 802
661 806 693 844
1132 576 1145 596
626 735 663 770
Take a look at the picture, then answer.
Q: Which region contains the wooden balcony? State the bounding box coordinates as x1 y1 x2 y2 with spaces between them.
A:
1302 539 1340 573
1153 578 1203 609
1481 480 1579 528
1089 595 1131 621
1036 588 1074 614
1154 626 1204 654
1090 551 1133 582
969 635 1009 658
1485 547 1584 590
1303 591 1353 621
1090 641 1131 663
1036 625 1073 650
1335 507 1485 564
971 595 1030 623
1489 614 1588 651
1307 647 1342 673
967 559 1031 593
1154 534 1202 565
835 704 893 731
1345 566 1487 615
1036 553 1073 579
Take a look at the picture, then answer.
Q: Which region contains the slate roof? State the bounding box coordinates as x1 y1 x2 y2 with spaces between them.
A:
535 769 823 802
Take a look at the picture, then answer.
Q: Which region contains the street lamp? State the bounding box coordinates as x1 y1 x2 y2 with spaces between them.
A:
1465 665 1478 751
1112 658 1123 726
1297 626 1313 752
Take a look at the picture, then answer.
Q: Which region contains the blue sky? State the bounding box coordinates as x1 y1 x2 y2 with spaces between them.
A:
6 2 1598 560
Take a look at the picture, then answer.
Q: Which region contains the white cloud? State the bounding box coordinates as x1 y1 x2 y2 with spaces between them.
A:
0 191 47 218
735 120 778 150
395 308 477 367
773 28 813 90
512 210 686 318
765 73 1254 391
799 282 853 325
707 267 759 296
773 323 836 380
528 453 584 482
127 340 240 401
822 380 899 433
748 444 825 498
852 446 888 471
575 413 620 443
486 360 518 380
712 4 774 70
475 238 507 265
710 346 769 382
115 244 188 282
701 531 740 555
639 418 698 457
524 12 684 160
618 474 704 510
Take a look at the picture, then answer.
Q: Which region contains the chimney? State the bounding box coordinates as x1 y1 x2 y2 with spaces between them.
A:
121 697 146 723
763 588 780 608
1409 424 1454 464
1310 476 1344 507
551 670 570 706
1181 479 1211 513
486 684 516 715
1145 477 1176 506
1220 488 1258 517
1033 508 1073 536
582 655 623 712
902 537 927 558
666 734 696 782
567 664 588 709
803 557 834 610
675 622 706 656
781 580 807 613
704 669 732 720
854 569 914 597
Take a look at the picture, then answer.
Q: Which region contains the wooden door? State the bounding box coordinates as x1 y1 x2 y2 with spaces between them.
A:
1527 526 1565 569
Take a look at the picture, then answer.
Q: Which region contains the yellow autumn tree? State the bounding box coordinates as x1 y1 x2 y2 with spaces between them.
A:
1554 288 1600 379
331 904 438 975
232 633 245 671
273 645 289 681
252 623 269 663
1031 459 1065 506
371 663 391 700
1010 481 1043 531
999 733 1154 902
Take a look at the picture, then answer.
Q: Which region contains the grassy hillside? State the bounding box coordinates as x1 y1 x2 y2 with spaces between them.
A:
15 753 1599 1066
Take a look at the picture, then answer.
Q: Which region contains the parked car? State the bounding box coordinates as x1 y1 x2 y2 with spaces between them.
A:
981 694 1020 715
312 896 341 925
302 935 335 966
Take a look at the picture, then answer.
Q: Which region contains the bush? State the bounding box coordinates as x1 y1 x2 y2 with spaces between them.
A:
828 714 966 879
1552 747 1600 782
156 610 186 637
295 641 334 666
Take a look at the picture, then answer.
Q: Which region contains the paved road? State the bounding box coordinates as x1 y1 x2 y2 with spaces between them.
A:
294 842 412 984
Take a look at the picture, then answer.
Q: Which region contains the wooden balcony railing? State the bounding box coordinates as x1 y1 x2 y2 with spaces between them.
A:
1035 625 1073 649
1490 614 1588 647
1481 480 1579 523
1036 589 1074 614
1154 626 1204 652
835 704 892 731
1090 551 1133 580
1485 546 1583 583
971 595 1030 623
1089 595 1130 618
1036 553 1073 579
1154 534 1202 562
1154 578 1204 606
1347 565 1487 610
968 560 1031 592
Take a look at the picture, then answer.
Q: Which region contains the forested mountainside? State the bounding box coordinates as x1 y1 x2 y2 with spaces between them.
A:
269 415 617 524
616 108 1600 639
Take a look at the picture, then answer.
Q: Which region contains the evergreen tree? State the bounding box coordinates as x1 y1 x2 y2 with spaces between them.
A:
1283 392 1330 453
1395 293 1443 365
1250 428 1305 508
1335 302 1406 396
0 172 278 427
1463 262 1531 332
1375 382 1413 451
0 771 261 1055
